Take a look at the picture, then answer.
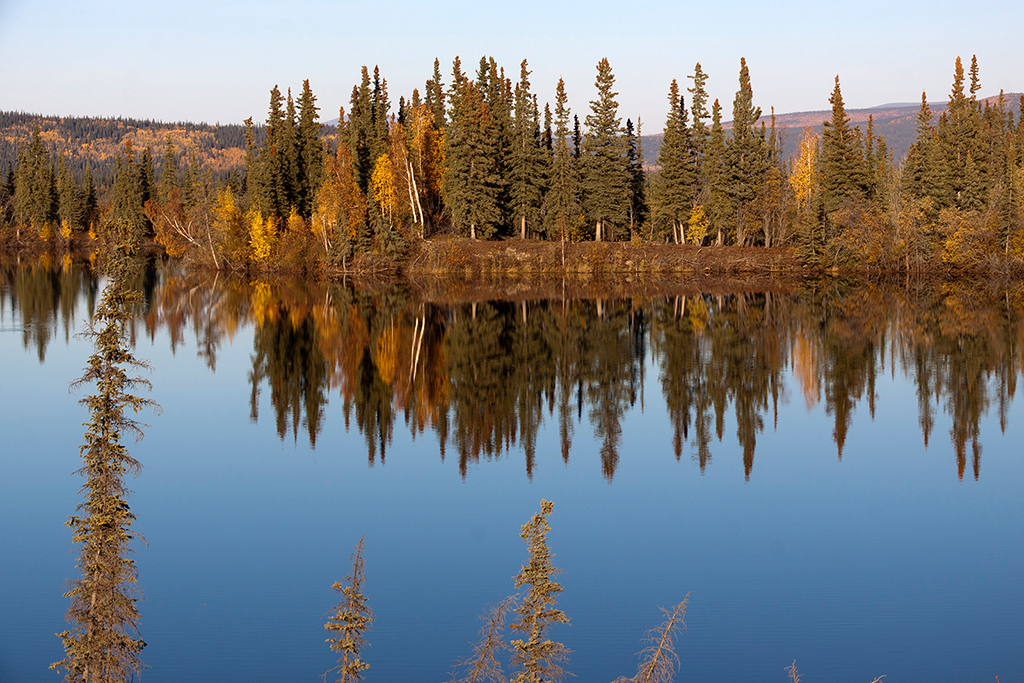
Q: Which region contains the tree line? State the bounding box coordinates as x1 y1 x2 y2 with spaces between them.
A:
2 55 1023 271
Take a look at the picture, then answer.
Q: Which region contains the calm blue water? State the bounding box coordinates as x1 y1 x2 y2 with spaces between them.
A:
1 269 1022 683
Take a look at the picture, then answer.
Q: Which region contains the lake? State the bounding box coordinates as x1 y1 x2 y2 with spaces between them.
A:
1 259 1022 683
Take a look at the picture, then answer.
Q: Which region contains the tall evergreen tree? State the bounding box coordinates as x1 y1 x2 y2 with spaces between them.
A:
542 78 582 245
159 135 180 203
687 63 711 185
442 62 502 239
82 164 98 233
654 80 697 243
369 67 391 168
14 126 57 237
109 141 149 242
625 118 647 236
348 68 375 193
139 147 155 210
572 116 582 160
705 99 730 244
820 76 866 220
425 58 447 130
582 58 629 241
724 58 767 245
248 84 298 221
905 92 946 207
510 60 547 238
56 153 82 237
939 57 981 209
296 79 325 218
52 248 155 683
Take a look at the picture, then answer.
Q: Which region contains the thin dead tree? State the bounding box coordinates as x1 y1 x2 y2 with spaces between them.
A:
324 537 374 683
450 595 518 683
613 595 688 683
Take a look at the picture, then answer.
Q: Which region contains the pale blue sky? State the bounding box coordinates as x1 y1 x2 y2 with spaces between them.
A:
1 0 1020 129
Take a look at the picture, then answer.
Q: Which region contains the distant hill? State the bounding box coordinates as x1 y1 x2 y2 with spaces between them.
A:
0 112 336 188
640 93 1022 168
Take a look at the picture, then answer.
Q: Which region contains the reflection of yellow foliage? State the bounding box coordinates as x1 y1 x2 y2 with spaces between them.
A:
939 282 999 338
793 332 820 410
61 253 73 272
687 296 709 336
248 211 278 262
251 281 276 328
686 205 709 245
374 323 399 386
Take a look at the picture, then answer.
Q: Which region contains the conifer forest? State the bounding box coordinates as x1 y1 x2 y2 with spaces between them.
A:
2 54 1023 273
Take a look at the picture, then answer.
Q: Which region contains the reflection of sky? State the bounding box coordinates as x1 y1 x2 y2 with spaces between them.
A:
1 294 1022 683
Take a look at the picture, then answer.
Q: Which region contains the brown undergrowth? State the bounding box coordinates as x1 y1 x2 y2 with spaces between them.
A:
405 237 803 278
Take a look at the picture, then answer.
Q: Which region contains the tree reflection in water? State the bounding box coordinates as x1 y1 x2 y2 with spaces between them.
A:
5 259 1024 482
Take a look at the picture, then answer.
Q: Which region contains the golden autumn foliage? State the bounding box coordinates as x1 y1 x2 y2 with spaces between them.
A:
211 186 248 262
313 143 368 256
371 153 396 223
790 128 820 222
248 210 278 262
686 205 709 245
940 208 996 268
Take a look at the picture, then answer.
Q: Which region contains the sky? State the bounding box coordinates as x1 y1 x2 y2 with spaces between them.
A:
1 0 1021 129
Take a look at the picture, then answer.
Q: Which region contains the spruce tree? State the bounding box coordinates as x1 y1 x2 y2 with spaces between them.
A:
542 78 582 246
510 60 547 239
159 135 180 203
705 99 730 244
820 76 866 220
372 67 391 165
442 63 502 239
348 68 375 193
425 58 446 129
82 164 98 234
56 153 82 237
582 58 629 241
282 89 301 213
297 79 325 218
109 141 148 243
939 57 980 209
478 57 513 233
572 116 582 160
14 126 57 237
51 246 156 683
654 80 697 243
905 92 946 208
687 62 711 186
324 538 373 683
508 500 571 683
139 147 155 210
724 58 767 245
625 118 647 237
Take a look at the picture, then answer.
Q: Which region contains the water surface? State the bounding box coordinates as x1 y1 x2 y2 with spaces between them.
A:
1 261 1021 682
